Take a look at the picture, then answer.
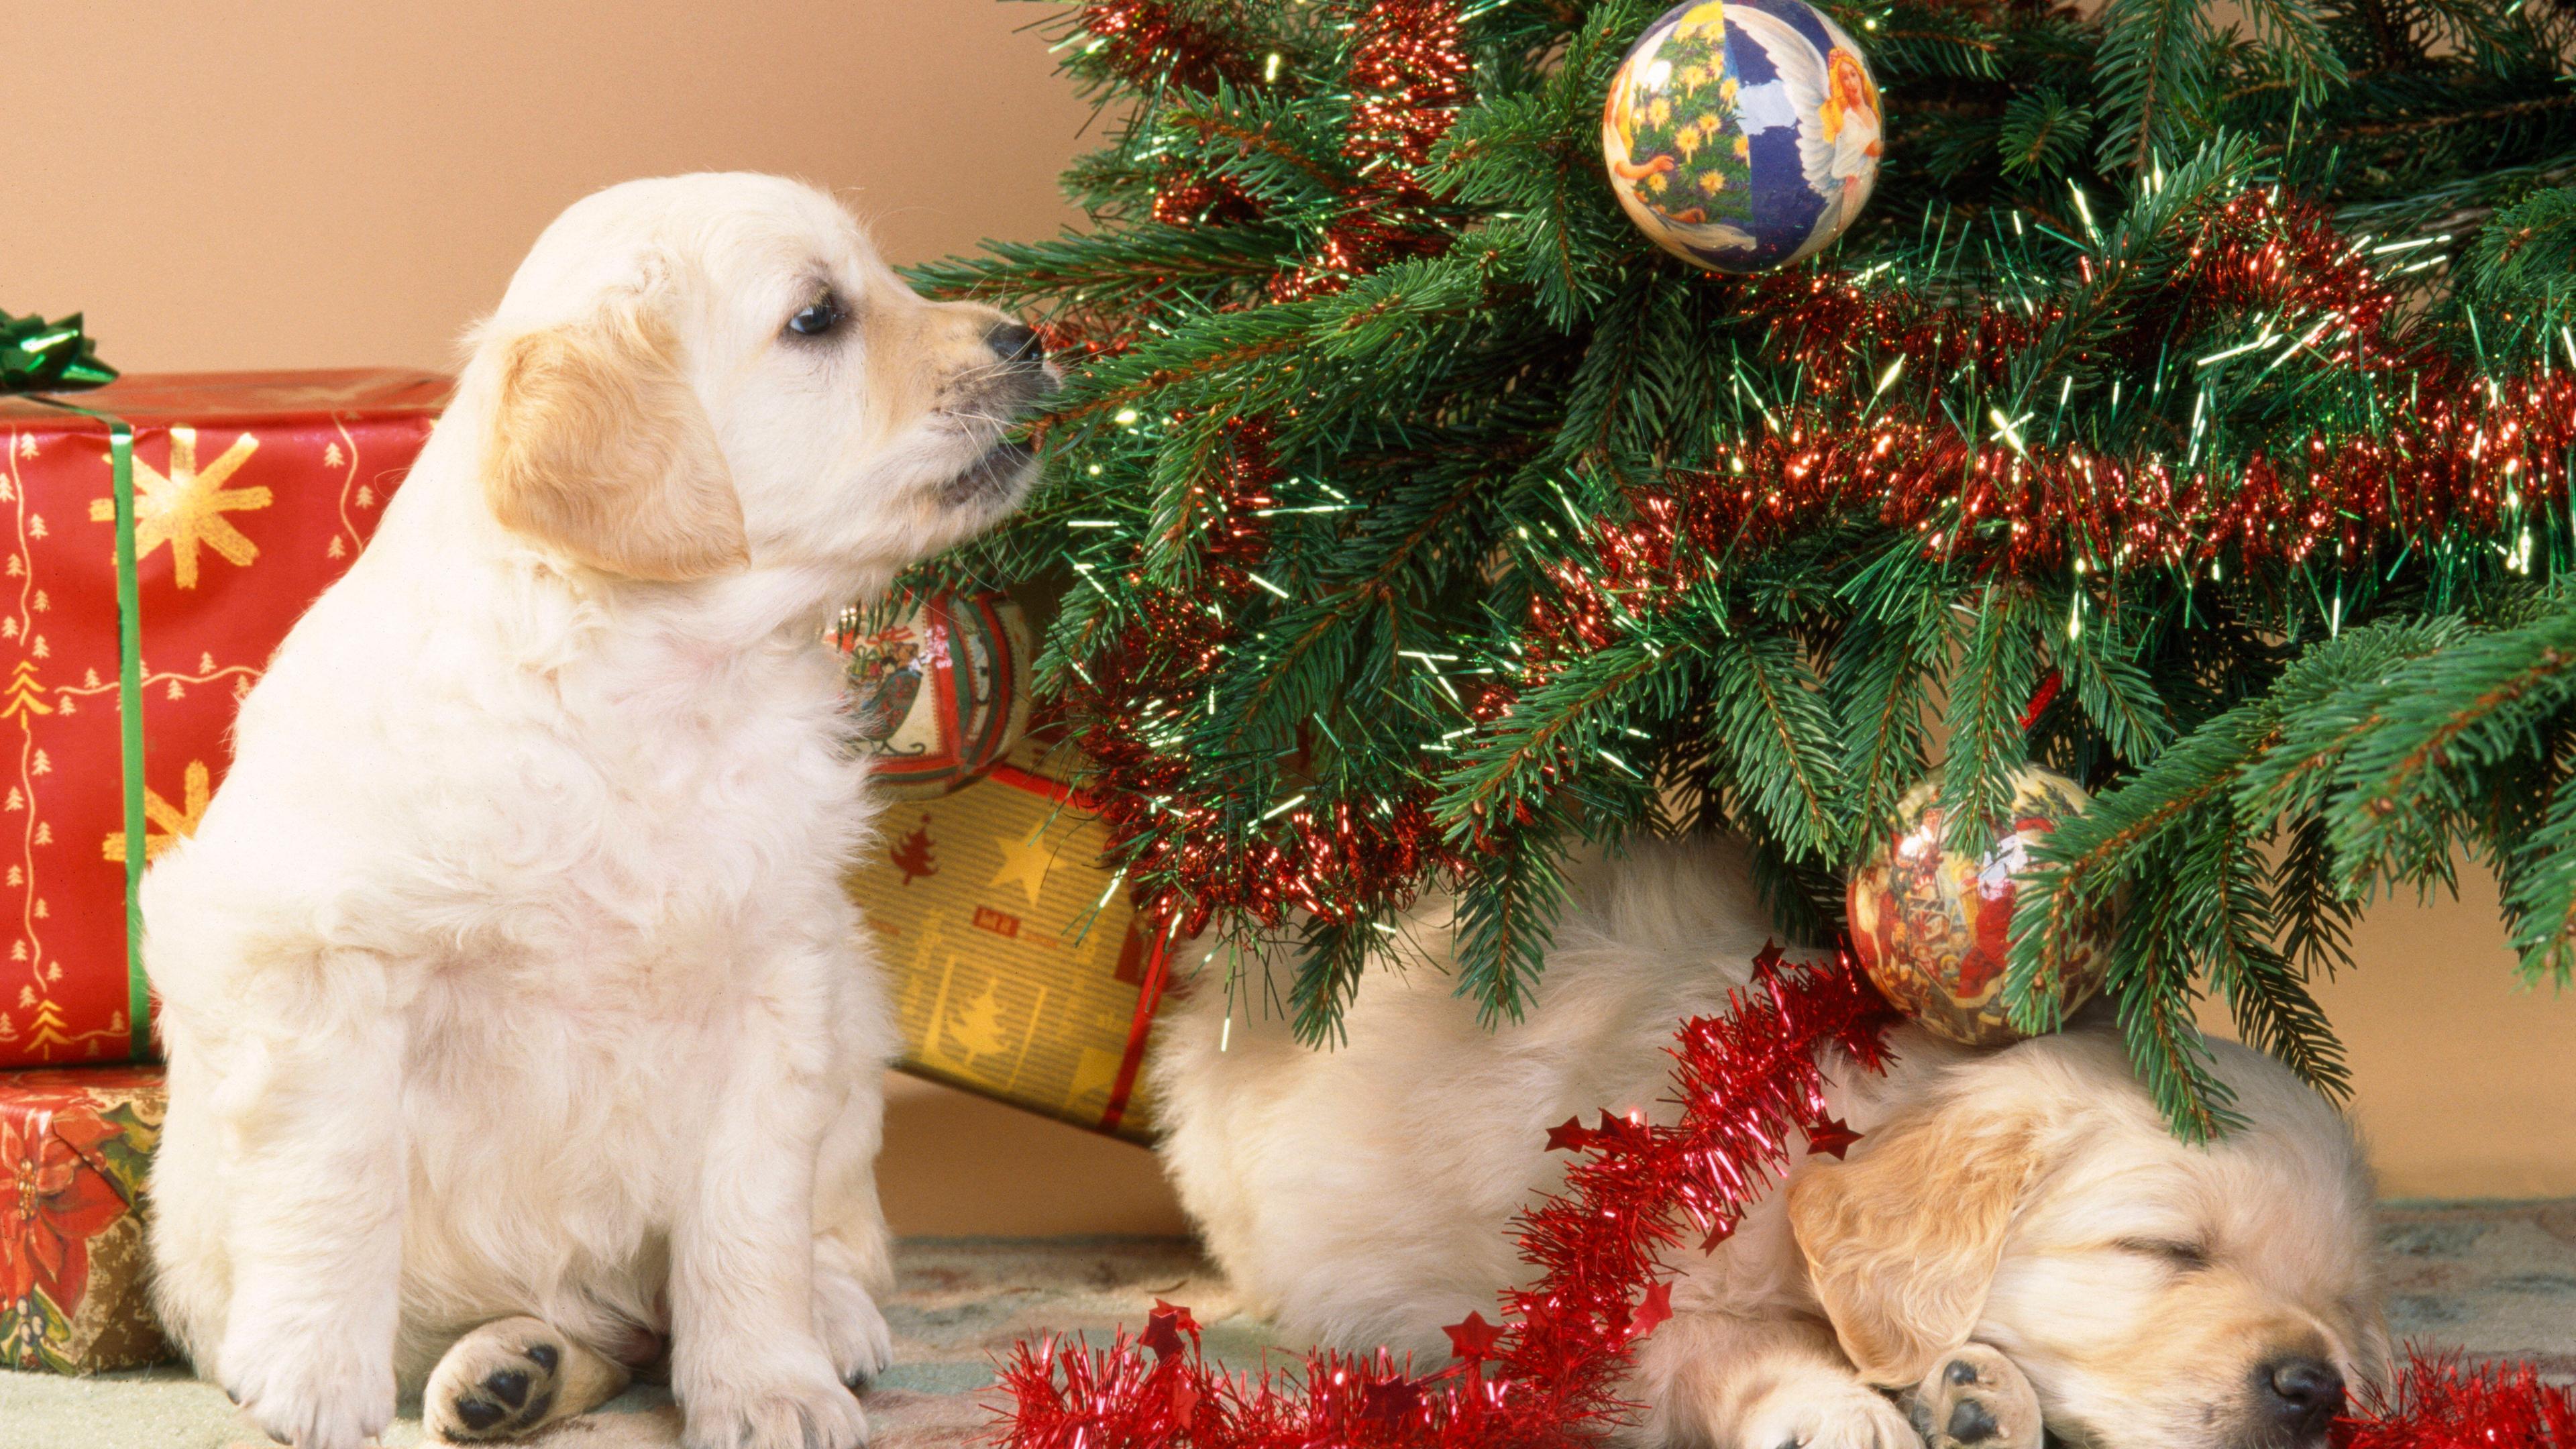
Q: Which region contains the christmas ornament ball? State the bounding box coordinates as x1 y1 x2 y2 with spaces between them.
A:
833 592 1032 798
1601 0 1884 274
1845 767 2110 1046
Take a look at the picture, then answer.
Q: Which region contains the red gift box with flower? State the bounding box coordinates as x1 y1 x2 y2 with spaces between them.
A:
0 1065 166 1372
0 371 443 1067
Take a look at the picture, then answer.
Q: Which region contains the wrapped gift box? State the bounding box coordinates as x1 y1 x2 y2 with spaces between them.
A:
851 737 1171 1141
0 372 443 1067
0 1064 168 1372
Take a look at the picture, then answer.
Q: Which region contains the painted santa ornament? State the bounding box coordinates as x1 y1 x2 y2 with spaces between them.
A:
1845 766 2112 1046
1602 0 1884 273
832 591 1033 798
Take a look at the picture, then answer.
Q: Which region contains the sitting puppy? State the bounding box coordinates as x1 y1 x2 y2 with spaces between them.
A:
142 173 1053 1449
1150 836 2390 1449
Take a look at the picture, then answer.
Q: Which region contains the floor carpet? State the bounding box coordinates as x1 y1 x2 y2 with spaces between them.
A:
4 1201 2571 1449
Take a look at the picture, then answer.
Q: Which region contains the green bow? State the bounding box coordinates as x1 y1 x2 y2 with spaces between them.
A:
2 309 118 395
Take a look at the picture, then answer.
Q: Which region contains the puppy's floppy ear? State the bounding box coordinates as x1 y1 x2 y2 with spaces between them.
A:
482 299 749 581
1786 1102 2044 1387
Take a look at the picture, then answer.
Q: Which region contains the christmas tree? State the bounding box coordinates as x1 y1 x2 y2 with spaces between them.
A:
912 0 2576 1136
891 814 941 885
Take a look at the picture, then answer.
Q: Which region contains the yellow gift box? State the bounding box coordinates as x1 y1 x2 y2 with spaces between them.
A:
851 739 1169 1141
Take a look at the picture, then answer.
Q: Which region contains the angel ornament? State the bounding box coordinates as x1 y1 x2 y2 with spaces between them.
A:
1601 0 1883 273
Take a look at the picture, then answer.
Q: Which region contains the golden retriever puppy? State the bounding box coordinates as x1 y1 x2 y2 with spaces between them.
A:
1150 836 2390 1449
142 173 1053 1449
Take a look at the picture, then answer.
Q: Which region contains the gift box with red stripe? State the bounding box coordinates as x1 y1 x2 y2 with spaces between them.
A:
0 371 441 1067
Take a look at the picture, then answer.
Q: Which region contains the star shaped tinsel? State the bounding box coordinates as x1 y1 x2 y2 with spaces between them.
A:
1139 1299 1199 1361
1803 1116 1862 1159
1440 1311 1503 1360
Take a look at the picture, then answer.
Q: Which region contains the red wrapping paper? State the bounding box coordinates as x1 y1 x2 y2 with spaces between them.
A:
0 372 444 1067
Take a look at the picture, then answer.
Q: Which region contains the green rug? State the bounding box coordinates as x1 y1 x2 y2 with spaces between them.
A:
4 1203 2570 1449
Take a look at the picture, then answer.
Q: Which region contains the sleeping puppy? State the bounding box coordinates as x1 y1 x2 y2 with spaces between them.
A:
1150 836 2390 1449
142 173 1053 1449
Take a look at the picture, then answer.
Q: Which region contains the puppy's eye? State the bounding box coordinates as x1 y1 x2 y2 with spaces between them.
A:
2117 1237 2210 1271
786 295 844 338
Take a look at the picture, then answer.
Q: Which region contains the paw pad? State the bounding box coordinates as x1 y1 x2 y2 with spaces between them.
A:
428 1324 580 1444
1911 1344 2043 1449
484 1368 529 1408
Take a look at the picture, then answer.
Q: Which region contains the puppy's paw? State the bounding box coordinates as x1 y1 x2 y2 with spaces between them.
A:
1907 1343 2042 1449
219 1324 395 1449
680 1354 869 1449
1743 1373 1921 1449
427 1317 630 1444
813 1269 895 1388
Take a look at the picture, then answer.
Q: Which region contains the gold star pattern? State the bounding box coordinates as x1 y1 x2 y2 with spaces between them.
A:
89 427 272 588
989 828 1057 908
101 759 211 863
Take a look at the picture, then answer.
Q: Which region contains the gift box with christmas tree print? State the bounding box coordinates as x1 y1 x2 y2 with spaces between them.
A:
0 372 444 1067
846 721 1171 1140
0 1065 170 1373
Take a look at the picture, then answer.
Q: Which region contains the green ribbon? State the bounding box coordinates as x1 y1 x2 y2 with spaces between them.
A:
6 310 145 1060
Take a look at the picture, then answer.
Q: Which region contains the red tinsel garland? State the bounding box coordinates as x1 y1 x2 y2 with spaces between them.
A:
1079 0 1470 303
994 949 1898 1449
2337 1354 2576 1448
1522 189 2576 676
1079 1 1267 92
1268 0 1470 301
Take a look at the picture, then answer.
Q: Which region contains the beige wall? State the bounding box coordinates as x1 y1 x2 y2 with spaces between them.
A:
2224 867 2576 1201
7 0 1095 372
11 3 2567 1230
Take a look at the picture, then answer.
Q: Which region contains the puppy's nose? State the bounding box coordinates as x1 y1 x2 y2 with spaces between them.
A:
985 321 1045 367
2259 1356 2345 1433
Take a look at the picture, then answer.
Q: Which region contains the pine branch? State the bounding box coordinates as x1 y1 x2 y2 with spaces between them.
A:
2271 812 2359 981
2003 140 2254 407
1289 912 1383 1046
1451 824 1570 1026
1214 465 1494 753
2194 813 2353 1100
1705 625 1849 861
2106 878 2242 1140
1995 90 2095 181
1439 637 1684 836
2502 771 2576 988
906 224 1297 309
1833 543 1951 853
2326 597 2576 887
2093 0 2218 170
2058 606 2179 765
1941 582 2044 855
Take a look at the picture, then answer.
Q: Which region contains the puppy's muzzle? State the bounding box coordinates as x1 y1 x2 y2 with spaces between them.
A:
985 321 1047 368
983 319 1061 404
943 319 1059 507
2247 1355 2344 1447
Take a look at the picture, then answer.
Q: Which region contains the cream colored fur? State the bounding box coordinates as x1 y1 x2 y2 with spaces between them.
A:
1150 836 2390 1449
142 172 1050 1449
